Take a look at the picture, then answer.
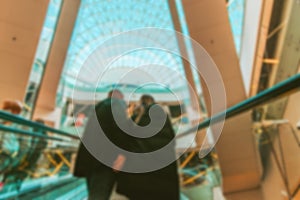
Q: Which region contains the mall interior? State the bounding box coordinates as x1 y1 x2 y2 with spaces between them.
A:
0 0 300 199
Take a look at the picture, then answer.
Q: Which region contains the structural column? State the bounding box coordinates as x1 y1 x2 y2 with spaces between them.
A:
33 0 81 127
180 0 263 197
168 0 202 118
0 0 49 104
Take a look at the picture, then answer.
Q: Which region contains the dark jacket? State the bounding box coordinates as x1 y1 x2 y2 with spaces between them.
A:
117 104 180 200
73 98 135 177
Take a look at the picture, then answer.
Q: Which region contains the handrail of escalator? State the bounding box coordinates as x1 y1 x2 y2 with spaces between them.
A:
1 74 299 141
176 73 300 139
0 110 79 140
0 124 68 141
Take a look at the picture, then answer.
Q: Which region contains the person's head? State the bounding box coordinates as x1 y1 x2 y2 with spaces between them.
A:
35 118 45 124
108 89 124 100
140 94 155 107
2 100 23 115
33 118 45 132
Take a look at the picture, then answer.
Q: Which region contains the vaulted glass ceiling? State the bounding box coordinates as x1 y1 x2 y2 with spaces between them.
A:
60 0 246 97
62 0 189 95
227 0 245 55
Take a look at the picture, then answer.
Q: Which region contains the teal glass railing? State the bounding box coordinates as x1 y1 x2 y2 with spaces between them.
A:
0 111 79 141
177 73 300 138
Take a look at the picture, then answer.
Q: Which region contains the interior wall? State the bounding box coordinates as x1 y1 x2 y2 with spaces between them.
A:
262 91 300 199
0 0 49 105
265 0 300 119
226 188 264 200
180 0 262 195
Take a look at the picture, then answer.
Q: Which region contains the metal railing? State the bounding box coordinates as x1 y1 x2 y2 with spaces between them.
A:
0 110 79 141
1 74 299 141
177 73 300 138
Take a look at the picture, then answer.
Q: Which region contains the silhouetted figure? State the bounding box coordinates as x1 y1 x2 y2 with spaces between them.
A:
117 94 180 200
74 90 132 200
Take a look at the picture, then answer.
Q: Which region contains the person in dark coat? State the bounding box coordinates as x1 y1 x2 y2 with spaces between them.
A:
117 95 180 200
74 89 133 200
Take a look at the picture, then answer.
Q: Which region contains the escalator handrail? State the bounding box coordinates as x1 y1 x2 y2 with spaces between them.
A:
0 111 79 140
0 124 67 141
1 74 299 141
177 73 300 138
